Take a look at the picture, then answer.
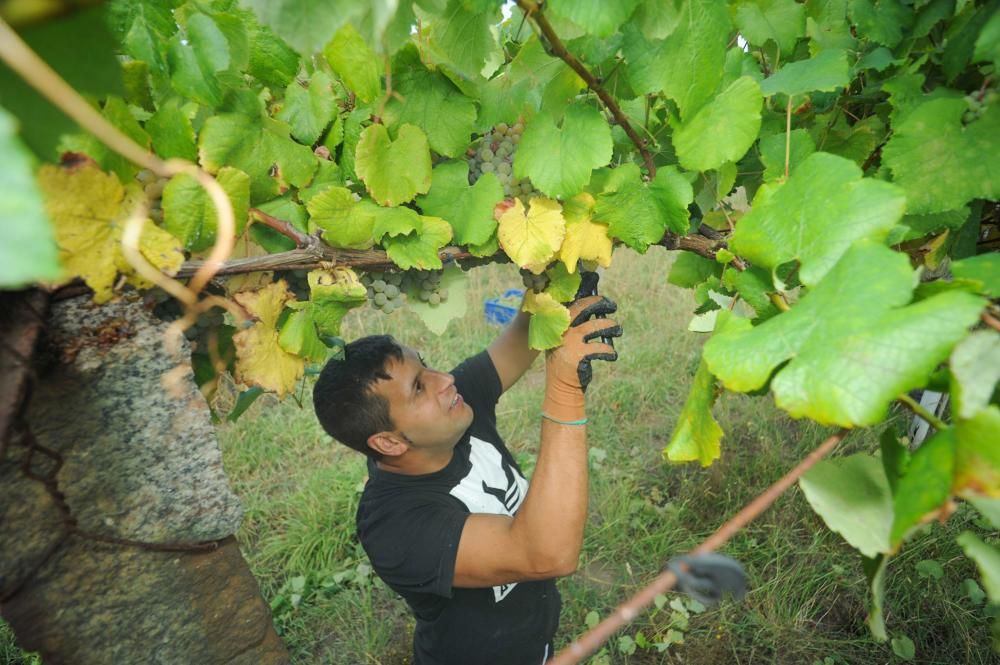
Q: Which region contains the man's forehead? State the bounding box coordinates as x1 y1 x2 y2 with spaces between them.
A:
372 345 420 391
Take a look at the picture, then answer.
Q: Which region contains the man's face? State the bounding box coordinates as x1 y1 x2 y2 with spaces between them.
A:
371 345 474 453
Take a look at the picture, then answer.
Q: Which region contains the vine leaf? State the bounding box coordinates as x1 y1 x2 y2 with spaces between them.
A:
163 166 250 252
890 428 955 545
559 193 613 273
664 311 745 467
306 267 368 337
199 112 318 202
38 162 183 304
950 251 1000 298
759 129 815 181
241 0 362 55
704 242 986 427
306 186 374 250
882 100 1000 214
355 123 432 207
513 103 613 200
277 70 337 145
524 291 570 351
730 152 905 287
497 197 567 275
732 0 806 56
476 36 583 129
954 406 1000 498
407 264 468 335
382 215 453 270
233 280 304 397
1 108 59 288
673 76 763 172
957 532 1000 603
974 10 1000 68
799 453 893 558
419 1 502 81
323 22 381 103
546 0 642 37
279 306 329 362
167 13 230 107
759 48 850 97
372 204 423 243
622 0 730 120
543 262 582 303
848 0 912 49
384 46 479 158
950 330 1000 420
416 161 502 246
247 23 300 89
146 97 198 161
593 163 692 253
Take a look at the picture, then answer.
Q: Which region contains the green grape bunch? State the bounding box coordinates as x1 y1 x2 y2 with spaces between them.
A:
361 270 407 314
467 120 540 201
137 169 168 224
413 269 449 306
962 88 997 124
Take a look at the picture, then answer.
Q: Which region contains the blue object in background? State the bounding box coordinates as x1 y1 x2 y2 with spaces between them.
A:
484 289 525 325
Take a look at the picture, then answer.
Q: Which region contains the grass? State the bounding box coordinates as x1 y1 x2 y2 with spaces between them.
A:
2 248 997 664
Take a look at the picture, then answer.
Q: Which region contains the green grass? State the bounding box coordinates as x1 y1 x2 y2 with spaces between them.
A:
2 249 996 664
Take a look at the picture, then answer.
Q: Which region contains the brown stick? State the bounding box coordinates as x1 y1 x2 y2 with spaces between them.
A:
515 0 657 178
249 208 314 248
175 227 725 278
983 311 1000 333
549 429 849 665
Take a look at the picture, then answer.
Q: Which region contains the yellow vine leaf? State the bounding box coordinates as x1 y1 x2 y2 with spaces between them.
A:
39 162 183 303
498 197 566 275
233 280 304 396
559 192 612 273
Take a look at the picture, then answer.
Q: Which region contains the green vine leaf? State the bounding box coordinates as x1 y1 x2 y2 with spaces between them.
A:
416 161 502 246
622 0 730 119
890 428 955 545
950 330 1000 420
0 108 59 288
704 242 986 427
882 100 1000 214
954 406 1000 498
382 215 453 270
384 46 478 158
355 123 432 207
277 70 336 145
162 166 250 252
419 0 502 81
306 267 368 337
372 204 423 243
306 186 373 250
199 113 318 202
730 152 905 287
145 97 197 161
673 76 763 172
956 532 1000 603
241 0 363 55
167 13 231 107
732 0 806 56
951 253 1000 298
524 291 571 351
513 103 613 200
800 453 893 558
593 163 693 253
759 48 850 97
546 0 641 37
323 22 382 104
759 129 815 181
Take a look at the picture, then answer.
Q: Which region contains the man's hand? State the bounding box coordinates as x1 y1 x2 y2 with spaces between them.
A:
543 295 621 422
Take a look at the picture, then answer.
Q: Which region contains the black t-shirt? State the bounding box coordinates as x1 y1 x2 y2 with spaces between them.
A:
356 351 561 665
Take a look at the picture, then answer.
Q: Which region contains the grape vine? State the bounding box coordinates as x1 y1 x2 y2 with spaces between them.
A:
1 0 998 659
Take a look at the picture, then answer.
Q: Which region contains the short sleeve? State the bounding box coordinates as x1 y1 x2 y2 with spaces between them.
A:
359 498 469 598
451 351 503 425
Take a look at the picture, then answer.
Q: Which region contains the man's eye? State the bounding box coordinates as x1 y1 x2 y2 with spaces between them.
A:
415 381 423 393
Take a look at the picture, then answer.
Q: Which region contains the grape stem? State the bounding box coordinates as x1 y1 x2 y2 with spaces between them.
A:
515 0 658 178
250 208 317 249
983 311 1000 333
897 393 948 432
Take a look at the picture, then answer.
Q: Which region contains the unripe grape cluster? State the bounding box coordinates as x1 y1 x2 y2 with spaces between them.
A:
360 269 451 313
963 89 998 124
467 120 540 201
520 268 549 294
361 270 407 314
137 169 168 224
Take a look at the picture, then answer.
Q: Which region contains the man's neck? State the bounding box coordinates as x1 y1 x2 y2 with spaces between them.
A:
376 445 456 476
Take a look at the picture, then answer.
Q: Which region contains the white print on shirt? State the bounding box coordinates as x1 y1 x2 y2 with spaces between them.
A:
449 436 529 602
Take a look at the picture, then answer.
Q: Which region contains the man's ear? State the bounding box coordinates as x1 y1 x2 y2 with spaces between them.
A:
368 431 410 458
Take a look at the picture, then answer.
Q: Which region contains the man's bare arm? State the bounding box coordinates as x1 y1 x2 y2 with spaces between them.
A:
487 308 540 393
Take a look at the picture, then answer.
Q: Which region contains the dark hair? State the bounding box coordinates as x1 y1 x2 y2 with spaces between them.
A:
313 335 404 460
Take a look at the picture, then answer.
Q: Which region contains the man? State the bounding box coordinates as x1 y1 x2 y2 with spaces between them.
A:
313 291 621 665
